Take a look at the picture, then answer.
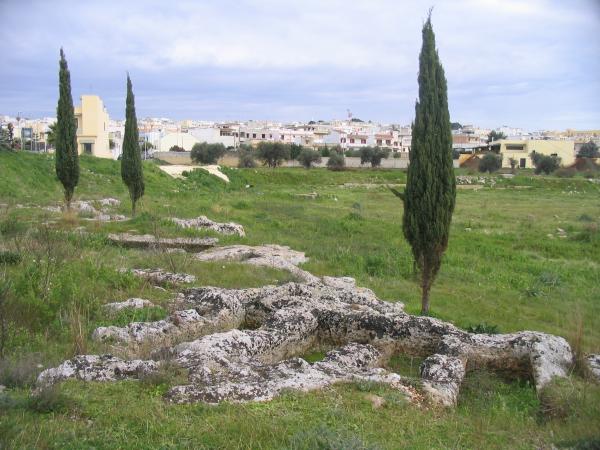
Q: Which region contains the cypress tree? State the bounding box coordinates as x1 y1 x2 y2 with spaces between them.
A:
121 74 144 215
395 13 456 314
55 48 79 209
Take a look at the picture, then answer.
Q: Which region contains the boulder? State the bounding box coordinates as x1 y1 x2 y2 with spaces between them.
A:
103 298 155 313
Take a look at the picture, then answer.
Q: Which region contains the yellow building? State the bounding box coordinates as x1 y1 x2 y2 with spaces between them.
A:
489 139 576 169
74 95 111 158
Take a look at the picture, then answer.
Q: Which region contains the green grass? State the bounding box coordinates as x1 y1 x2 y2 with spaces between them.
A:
0 151 599 449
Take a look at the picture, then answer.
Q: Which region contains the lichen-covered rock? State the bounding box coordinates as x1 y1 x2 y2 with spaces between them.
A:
104 298 155 312
37 355 158 386
195 244 318 283
42 281 573 407
172 216 246 237
586 354 600 381
108 234 218 252
420 354 465 406
120 268 196 285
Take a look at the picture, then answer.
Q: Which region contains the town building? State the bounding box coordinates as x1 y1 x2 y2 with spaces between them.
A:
74 95 111 158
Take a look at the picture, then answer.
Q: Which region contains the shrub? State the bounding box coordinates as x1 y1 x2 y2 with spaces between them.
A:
554 167 576 178
327 153 345 171
169 145 185 152
289 143 303 160
344 149 361 157
190 142 226 164
0 250 21 265
297 148 322 169
319 146 330 157
578 141 599 158
238 148 257 168
256 142 290 167
478 153 502 173
532 154 561 175
27 385 77 414
0 353 44 388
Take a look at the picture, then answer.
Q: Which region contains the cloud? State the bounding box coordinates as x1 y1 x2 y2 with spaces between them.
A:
0 0 598 128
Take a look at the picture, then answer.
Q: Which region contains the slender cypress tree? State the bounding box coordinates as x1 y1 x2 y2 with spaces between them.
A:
121 74 144 215
394 13 456 314
55 48 79 209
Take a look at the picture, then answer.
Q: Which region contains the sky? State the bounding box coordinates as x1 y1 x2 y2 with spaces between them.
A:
1 0 599 130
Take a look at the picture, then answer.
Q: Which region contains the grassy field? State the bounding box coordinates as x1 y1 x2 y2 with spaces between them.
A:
0 151 599 449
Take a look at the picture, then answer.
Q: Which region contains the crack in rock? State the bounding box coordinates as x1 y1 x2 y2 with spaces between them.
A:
40 280 572 407
108 233 218 252
171 216 246 237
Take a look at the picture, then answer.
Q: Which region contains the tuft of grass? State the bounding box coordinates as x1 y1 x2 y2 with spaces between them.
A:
466 322 500 334
286 424 382 450
27 385 77 414
0 250 22 265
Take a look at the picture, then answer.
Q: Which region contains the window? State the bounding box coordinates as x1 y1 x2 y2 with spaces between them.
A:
83 143 92 154
376 139 382 145
262 134 265 139
253 133 256 138
350 138 355 144
361 139 366 144
506 144 524 151
341 138 346 143
386 140 391 145
519 158 526 168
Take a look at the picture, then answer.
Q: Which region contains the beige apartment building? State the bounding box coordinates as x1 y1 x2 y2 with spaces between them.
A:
74 95 111 158
489 139 576 169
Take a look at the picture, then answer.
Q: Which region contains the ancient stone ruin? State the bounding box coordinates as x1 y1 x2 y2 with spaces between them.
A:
39 277 574 408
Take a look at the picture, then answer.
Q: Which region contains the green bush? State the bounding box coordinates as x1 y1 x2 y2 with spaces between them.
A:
466 323 500 334
326 153 345 171
256 142 290 167
530 152 561 175
238 147 257 168
478 153 502 173
297 149 322 169
0 251 21 265
190 142 226 164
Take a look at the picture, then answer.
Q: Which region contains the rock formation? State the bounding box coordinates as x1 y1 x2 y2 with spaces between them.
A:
108 233 218 252
195 244 318 283
171 216 245 237
39 279 573 407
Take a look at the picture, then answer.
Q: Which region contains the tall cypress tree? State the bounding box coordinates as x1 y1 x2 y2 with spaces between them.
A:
121 74 144 215
55 48 79 209
395 13 456 314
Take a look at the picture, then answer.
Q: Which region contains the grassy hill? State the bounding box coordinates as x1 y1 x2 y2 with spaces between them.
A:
0 151 599 448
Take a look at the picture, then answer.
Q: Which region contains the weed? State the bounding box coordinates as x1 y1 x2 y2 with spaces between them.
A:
0 251 21 265
287 424 381 450
27 385 77 414
466 322 500 334
0 353 44 388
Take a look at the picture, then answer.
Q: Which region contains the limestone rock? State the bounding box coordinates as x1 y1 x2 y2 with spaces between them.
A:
37 355 158 386
586 354 600 381
104 298 155 312
171 216 245 237
120 268 196 285
195 244 318 283
108 233 218 252
42 281 572 407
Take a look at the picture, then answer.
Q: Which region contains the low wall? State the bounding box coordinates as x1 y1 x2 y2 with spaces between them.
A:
153 152 458 169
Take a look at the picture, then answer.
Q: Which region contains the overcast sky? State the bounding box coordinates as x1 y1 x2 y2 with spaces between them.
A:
1 0 599 129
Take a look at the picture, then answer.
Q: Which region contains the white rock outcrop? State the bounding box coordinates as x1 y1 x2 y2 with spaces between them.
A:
171 216 245 237
41 280 572 407
195 244 318 283
108 233 218 252
119 268 196 286
103 298 156 313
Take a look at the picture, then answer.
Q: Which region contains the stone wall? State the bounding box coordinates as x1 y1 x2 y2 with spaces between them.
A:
153 152 459 169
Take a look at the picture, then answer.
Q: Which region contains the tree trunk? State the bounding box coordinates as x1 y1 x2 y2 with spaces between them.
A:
421 262 431 315
131 198 137 217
